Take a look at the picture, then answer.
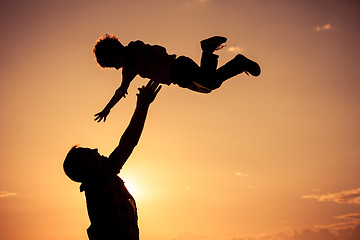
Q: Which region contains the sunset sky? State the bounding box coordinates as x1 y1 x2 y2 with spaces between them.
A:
1 0 360 240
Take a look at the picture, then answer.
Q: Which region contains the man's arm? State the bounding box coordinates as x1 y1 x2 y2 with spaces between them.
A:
109 80 161 172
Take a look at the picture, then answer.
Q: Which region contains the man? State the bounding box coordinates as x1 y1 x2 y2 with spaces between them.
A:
64 80 161 240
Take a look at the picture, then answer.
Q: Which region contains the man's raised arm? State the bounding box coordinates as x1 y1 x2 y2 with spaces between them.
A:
109 80 161 172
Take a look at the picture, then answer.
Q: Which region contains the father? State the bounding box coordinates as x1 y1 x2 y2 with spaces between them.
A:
64 80 161 240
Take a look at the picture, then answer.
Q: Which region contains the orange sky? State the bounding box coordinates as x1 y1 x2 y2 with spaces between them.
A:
1 0 360 240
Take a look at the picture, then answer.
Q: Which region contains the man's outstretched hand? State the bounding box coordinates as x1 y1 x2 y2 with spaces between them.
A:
136 80 161 106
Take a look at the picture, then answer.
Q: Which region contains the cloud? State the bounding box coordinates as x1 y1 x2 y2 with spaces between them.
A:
235 171 249 177
314 213 360 232
0 191 17 198
229 224 360 240
335 213 360 220
228 212 360 240
228 46 243 53
314 23 333 31
302 187 360 204
291 227 357 240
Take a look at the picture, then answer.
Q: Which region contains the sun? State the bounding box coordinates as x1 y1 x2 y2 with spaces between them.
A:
123 179 139 196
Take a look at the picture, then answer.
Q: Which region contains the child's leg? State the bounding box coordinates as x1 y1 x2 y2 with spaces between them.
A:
216 54 261 82
194 54 260 90
196 36 261 90
173 56 213 93
200 52 218 74
192 36 227 90
196 52 222 89
173 37 261 93
199 36 227 75
173 56 202 88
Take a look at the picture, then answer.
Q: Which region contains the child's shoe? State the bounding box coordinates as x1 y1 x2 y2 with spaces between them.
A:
201 36 227 53
235 54 261 76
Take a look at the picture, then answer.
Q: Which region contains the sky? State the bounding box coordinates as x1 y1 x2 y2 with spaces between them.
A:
0 0 360 239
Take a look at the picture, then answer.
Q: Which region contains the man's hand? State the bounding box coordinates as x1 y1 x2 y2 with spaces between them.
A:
136 80 161 106
94 108 110 122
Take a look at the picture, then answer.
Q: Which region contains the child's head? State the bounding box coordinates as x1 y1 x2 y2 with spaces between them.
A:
63 146 104 182
93 33 125 69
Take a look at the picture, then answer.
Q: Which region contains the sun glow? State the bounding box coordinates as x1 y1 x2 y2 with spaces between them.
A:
122 176 149 200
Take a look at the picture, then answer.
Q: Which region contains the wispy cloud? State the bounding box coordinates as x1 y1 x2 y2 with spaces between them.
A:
335 213 360 220
314 23 333 32
229 224 360 240
312 213 360 233
228 46 243 53
0 191 17 198
185 0 207 8
303 187 360 204
235 171 249 177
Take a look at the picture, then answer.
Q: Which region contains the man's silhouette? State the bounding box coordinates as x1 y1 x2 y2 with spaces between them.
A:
64 80 161 240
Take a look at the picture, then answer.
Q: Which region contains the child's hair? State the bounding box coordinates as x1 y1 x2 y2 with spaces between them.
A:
93 33 124 68
63 146 86 183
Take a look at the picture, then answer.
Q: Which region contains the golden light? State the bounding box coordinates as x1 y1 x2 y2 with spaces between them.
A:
122 177 140 198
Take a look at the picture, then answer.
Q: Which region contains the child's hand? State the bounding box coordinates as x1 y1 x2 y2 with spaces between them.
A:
136 80 161 106
94 109 110 122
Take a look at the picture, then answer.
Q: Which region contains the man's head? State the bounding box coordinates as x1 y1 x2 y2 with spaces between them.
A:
63 146 104 182
93 33 125 69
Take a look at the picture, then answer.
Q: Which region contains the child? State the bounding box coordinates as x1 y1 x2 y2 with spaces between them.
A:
93 34 260 122
64 81 161 240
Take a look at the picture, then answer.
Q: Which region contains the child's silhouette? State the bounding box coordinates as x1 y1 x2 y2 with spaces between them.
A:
93 34 261 122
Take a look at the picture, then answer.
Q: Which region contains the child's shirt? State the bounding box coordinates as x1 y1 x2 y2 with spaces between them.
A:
123 40 177 85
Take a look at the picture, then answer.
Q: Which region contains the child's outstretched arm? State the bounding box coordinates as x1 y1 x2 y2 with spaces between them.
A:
94 69 137 122
94 88 127 122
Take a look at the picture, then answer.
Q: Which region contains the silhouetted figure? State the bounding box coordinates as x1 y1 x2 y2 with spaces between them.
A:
64 81 161 240
93 34 261 122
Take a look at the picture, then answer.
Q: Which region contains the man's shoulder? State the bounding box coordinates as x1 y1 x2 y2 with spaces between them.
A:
80 173 121 192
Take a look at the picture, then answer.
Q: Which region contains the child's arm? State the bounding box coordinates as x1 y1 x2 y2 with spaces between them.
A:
94 68 138 122
93 88 126 122
108 80 161 172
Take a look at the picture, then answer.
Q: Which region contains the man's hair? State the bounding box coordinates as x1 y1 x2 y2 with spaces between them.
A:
63 146 86 183
93 33 124 68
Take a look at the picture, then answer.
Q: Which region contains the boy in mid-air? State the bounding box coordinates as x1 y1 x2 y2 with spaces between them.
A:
93 34 261 122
